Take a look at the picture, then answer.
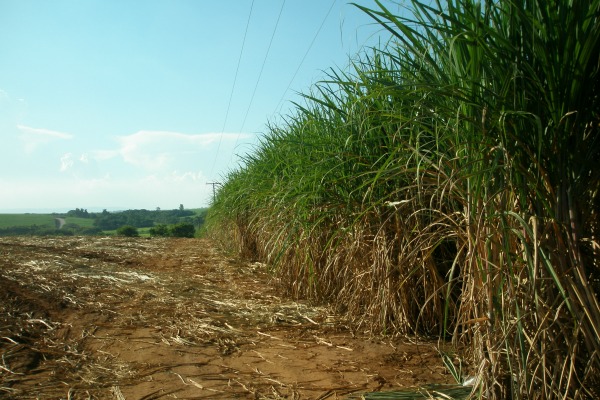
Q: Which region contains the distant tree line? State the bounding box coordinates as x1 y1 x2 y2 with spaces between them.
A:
117 222 196 238
0 206 206 237
149 222 196 238
66 208 91 218
92 207 201 231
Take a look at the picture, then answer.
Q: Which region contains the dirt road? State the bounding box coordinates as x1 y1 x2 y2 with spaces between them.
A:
0 236 454 399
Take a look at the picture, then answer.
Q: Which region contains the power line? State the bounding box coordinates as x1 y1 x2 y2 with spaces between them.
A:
274 0 337 115
210 0 255 179
239 0 286 133
212 0 337 181
229 0 286 167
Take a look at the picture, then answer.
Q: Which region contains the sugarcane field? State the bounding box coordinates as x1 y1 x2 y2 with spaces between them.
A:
2 0 599 398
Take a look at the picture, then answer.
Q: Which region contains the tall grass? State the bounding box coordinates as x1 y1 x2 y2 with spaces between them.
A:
206 0 600 398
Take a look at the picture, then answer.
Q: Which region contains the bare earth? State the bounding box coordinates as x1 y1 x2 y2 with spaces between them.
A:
0 236 453 399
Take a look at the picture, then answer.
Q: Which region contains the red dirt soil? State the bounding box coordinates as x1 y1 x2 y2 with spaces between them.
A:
0 236 454 399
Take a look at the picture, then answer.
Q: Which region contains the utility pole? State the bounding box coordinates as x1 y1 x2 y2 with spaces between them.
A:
206 182 221 203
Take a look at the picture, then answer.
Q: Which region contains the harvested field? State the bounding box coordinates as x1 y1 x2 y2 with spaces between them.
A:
1 236 457 399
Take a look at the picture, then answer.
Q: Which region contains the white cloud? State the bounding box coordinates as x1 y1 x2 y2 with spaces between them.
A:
17 124 73 139
45 129 252 185
17 124 73 153
60 152 74 171
91 149 119 161
0 128 255 211
0 171 213 212
122 172 212 207
112 130 247 171
170 170 204 182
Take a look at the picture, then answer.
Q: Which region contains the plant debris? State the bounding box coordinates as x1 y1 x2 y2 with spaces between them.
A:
1 236 455 399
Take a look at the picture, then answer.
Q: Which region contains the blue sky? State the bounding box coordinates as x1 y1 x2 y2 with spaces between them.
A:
0 0 398 212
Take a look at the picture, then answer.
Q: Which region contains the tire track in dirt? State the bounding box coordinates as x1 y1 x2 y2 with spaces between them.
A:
0 236 453 399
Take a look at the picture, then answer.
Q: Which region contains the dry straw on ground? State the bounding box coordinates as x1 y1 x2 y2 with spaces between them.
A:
1 236 458 399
